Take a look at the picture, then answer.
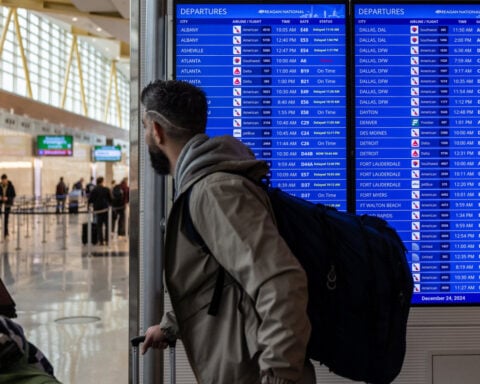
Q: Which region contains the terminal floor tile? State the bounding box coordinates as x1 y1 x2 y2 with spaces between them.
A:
1 211 129 384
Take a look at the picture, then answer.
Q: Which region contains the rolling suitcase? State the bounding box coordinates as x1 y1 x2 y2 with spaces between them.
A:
130 335 176 384
68 201 78 213
81 222 98 245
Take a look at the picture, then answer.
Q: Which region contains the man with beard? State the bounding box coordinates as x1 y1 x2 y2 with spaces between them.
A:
141 80 314 384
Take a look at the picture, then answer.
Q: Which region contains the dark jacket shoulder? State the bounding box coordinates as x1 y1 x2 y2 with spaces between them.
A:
88 186 111 210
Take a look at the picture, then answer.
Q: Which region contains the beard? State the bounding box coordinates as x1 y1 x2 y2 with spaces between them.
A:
148 148 171 175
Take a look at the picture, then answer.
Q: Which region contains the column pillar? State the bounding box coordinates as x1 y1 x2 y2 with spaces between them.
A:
105 138 114 184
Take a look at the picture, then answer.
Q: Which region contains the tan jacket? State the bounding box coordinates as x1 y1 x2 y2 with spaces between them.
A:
160 135 311 384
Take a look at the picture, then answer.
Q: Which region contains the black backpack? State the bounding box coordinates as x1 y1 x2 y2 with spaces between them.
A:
112 185 124 206
183 178 413 384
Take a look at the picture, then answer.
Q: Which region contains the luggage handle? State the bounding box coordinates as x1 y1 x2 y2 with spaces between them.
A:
131 335 146 348
130 335 177 348
130 336 145 384
130 335 176 384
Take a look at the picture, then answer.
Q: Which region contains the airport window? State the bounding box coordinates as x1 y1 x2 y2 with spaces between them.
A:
0 6 129 129
30 24 39 36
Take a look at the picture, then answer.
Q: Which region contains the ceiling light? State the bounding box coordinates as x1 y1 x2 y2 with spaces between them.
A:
96 27 102 32
72 17 78 22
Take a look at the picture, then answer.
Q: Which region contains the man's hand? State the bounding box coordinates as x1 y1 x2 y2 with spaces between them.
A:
142 325 169 354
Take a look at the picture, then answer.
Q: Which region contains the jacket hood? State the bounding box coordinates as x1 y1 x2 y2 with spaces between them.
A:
174 134 269 196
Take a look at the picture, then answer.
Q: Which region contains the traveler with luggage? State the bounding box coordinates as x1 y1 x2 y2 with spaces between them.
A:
110 180 118 235
72 177 84 195
0 174 16 239
112 178 128 237
55 177 68 213
87 177 112 246
140 80 314 384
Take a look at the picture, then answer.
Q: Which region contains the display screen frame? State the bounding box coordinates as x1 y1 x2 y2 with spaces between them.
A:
174 0 351 210
173 0 480 306
92 145 122 162
352 0 480 306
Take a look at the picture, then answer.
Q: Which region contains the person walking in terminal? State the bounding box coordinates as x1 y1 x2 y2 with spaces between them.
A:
85 176 95 198
141 80 315 384
73 177 84 193
110 180 118 235
55 177 68 213
0 174 16 239
87 177 112 246
112 178 129 237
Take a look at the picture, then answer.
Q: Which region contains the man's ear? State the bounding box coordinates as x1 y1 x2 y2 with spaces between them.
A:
152 121 165 145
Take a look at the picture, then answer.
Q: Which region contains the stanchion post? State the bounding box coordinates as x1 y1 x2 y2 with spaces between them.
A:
25 205 30 239
15 209 21 250
0 207 3 244
87 207 92 256
10 205 15 236
62 209 67 250
19 199 25 226
108 206 112 248
47 199 52 233
42 203 47 243
125 205 129 239
37 197 42 225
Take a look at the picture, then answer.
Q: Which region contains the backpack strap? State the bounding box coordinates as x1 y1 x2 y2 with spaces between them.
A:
181 172 269 316
182 186 225 316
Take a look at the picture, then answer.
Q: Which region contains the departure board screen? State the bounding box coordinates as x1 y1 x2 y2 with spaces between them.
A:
354 2 480 305
175 1 347 209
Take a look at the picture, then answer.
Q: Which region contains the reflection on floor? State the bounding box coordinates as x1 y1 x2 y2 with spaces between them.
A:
1 211 129 384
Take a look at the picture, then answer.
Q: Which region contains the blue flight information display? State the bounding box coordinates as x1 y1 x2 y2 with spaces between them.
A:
354 2 480 305
175 1 347 209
